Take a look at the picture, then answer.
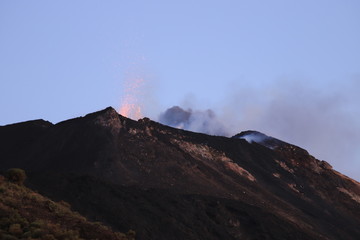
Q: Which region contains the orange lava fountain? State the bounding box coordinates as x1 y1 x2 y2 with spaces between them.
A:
119 78 144 120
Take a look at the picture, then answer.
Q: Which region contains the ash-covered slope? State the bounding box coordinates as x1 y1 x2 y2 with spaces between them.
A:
1 107 360 240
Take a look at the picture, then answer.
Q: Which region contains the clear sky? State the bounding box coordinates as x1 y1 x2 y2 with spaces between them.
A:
1 1 359 180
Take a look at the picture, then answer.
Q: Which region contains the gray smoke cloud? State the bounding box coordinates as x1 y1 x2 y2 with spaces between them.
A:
244 80 360 180
157 79 360 180
159 106 229 136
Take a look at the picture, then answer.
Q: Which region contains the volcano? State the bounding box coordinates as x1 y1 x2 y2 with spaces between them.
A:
1 107 360 240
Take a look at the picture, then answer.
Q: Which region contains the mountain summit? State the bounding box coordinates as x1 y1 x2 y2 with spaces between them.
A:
233 130 288 149
1 107 360 240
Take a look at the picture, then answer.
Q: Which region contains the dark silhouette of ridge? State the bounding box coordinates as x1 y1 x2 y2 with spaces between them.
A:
233 130 288 148
1 107 360 240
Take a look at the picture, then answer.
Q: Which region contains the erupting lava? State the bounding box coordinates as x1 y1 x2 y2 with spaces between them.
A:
119 78 144 120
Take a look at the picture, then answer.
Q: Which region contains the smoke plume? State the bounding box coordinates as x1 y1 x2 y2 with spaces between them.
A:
157 79 360 180
159 106 229 136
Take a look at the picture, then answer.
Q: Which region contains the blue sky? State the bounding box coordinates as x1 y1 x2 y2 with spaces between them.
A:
1 1 359 180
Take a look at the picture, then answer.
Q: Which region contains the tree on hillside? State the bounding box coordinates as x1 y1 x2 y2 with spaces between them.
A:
5 168 27 185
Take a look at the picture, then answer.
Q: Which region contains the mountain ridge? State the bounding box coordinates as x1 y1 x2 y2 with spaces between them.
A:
1 107 360 240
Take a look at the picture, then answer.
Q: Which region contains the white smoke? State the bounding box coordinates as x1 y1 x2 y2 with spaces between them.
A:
238 132 267 144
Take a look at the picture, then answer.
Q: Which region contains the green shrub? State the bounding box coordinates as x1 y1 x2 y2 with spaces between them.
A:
114 232 128 239
126 229 136 240
1 233 17 240
0 175 5 183
31 228 44 238
45 200 57 212
0 211 28 230
43 234 57 240
5 168 27 185
8 223 22 236
58 200 71 209
0 217 11 229
22 231 32 238
30 220 44 229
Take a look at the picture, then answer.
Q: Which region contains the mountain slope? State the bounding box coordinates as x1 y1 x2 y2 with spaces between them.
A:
1 107 360 239
0 174 134 240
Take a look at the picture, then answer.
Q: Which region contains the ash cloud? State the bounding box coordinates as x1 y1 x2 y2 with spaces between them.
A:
249 80 360 179
156 79 360 180
159 106 229 136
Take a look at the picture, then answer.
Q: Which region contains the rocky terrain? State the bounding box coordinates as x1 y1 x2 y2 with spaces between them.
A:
1 107 360 239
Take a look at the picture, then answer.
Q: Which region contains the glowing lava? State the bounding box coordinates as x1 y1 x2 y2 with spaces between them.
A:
119 78 144 120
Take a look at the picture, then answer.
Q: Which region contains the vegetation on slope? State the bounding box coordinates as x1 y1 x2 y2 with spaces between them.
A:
0 172 135 240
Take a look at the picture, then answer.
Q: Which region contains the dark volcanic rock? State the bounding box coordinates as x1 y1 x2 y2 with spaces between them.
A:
1 107 360 240
233 130 288 149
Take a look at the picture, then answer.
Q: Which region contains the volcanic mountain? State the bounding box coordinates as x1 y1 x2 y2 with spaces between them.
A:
1 107 360 240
